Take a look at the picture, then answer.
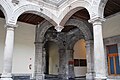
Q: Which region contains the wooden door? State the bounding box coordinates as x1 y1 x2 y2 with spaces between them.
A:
106 44 120 75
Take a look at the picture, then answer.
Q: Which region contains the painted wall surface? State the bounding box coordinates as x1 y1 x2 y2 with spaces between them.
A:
49 42 59 75
103 14 120 38
74 39 87 77
0 18 35 76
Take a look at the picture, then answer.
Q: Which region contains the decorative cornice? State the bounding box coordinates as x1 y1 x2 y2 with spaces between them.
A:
88 17 106 24
86 40 93 44
5 23 18 28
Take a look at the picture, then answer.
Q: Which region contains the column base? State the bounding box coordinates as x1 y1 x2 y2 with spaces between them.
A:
0 78 13 80
35 73 45 80
95 77 107 80
1 73 13 80
58 74 68 80
86 72 94 80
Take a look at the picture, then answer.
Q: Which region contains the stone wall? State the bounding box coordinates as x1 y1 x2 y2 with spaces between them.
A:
104 35 120 79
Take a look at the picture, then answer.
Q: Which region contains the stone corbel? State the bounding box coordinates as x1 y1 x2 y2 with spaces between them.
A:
55 25 64 32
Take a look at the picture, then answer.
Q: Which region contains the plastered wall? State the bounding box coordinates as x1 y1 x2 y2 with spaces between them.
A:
0 18 35 76
103 14 120 38
48 42 59 75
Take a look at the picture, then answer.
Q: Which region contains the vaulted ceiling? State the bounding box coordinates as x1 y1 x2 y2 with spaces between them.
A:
0 0 120 25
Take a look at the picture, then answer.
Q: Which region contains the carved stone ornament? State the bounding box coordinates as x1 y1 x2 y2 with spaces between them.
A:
55 25 64 32
12 0 19 6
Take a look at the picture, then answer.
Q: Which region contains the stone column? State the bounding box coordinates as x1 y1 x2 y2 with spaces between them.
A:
86 40 94 80
1 24 17 80
58 49 67 80
89 17 107 80
42 48 46 74
66 49 75 79
34 42 44 80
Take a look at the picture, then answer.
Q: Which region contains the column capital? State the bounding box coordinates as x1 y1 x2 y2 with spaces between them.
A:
5 23 18 28
86 40 93 44
88 17 106 25
34 42 43 45
55 25 64 32
85 40 94 48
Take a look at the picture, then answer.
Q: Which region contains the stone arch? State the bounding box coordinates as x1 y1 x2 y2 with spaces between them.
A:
35 20 53 42
90 0 108 19
0 0 13 24
13 4 57 26
59 0 92 26
36 20 65 49
99 0 109 18
67 35 83 50
65 19 92 40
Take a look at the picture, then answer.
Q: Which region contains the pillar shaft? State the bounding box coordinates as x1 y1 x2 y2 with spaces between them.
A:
86 40 94 80
89 17 107 80
34 42 44 80
58 49 67 79
66 49 75 79
42 48 46 74
1 24 16 80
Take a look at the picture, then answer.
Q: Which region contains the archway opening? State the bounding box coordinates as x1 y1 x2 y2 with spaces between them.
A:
42 27 60 79
44 41 59 76
72 8 90 20
12 12 49 79
73 39 87 79
69 8 93 34
0 9 5 75
104 0 120 17
18 13 44 25
0 9 5 18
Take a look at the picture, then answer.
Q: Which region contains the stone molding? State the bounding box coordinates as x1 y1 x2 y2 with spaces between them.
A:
12 0 19 6
5 23 18 29
88 17 106 25
0 0 109 28
104 35 120 45
35 20 53 42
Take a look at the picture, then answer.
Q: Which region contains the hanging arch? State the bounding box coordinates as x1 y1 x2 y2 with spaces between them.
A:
37 19 92 43
67 34 83 50
0 0 13 24
90 0 108 19
59 0 92 26
65 19 92 40
35 20 53 42
98 0 108 18
13 4 57 26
